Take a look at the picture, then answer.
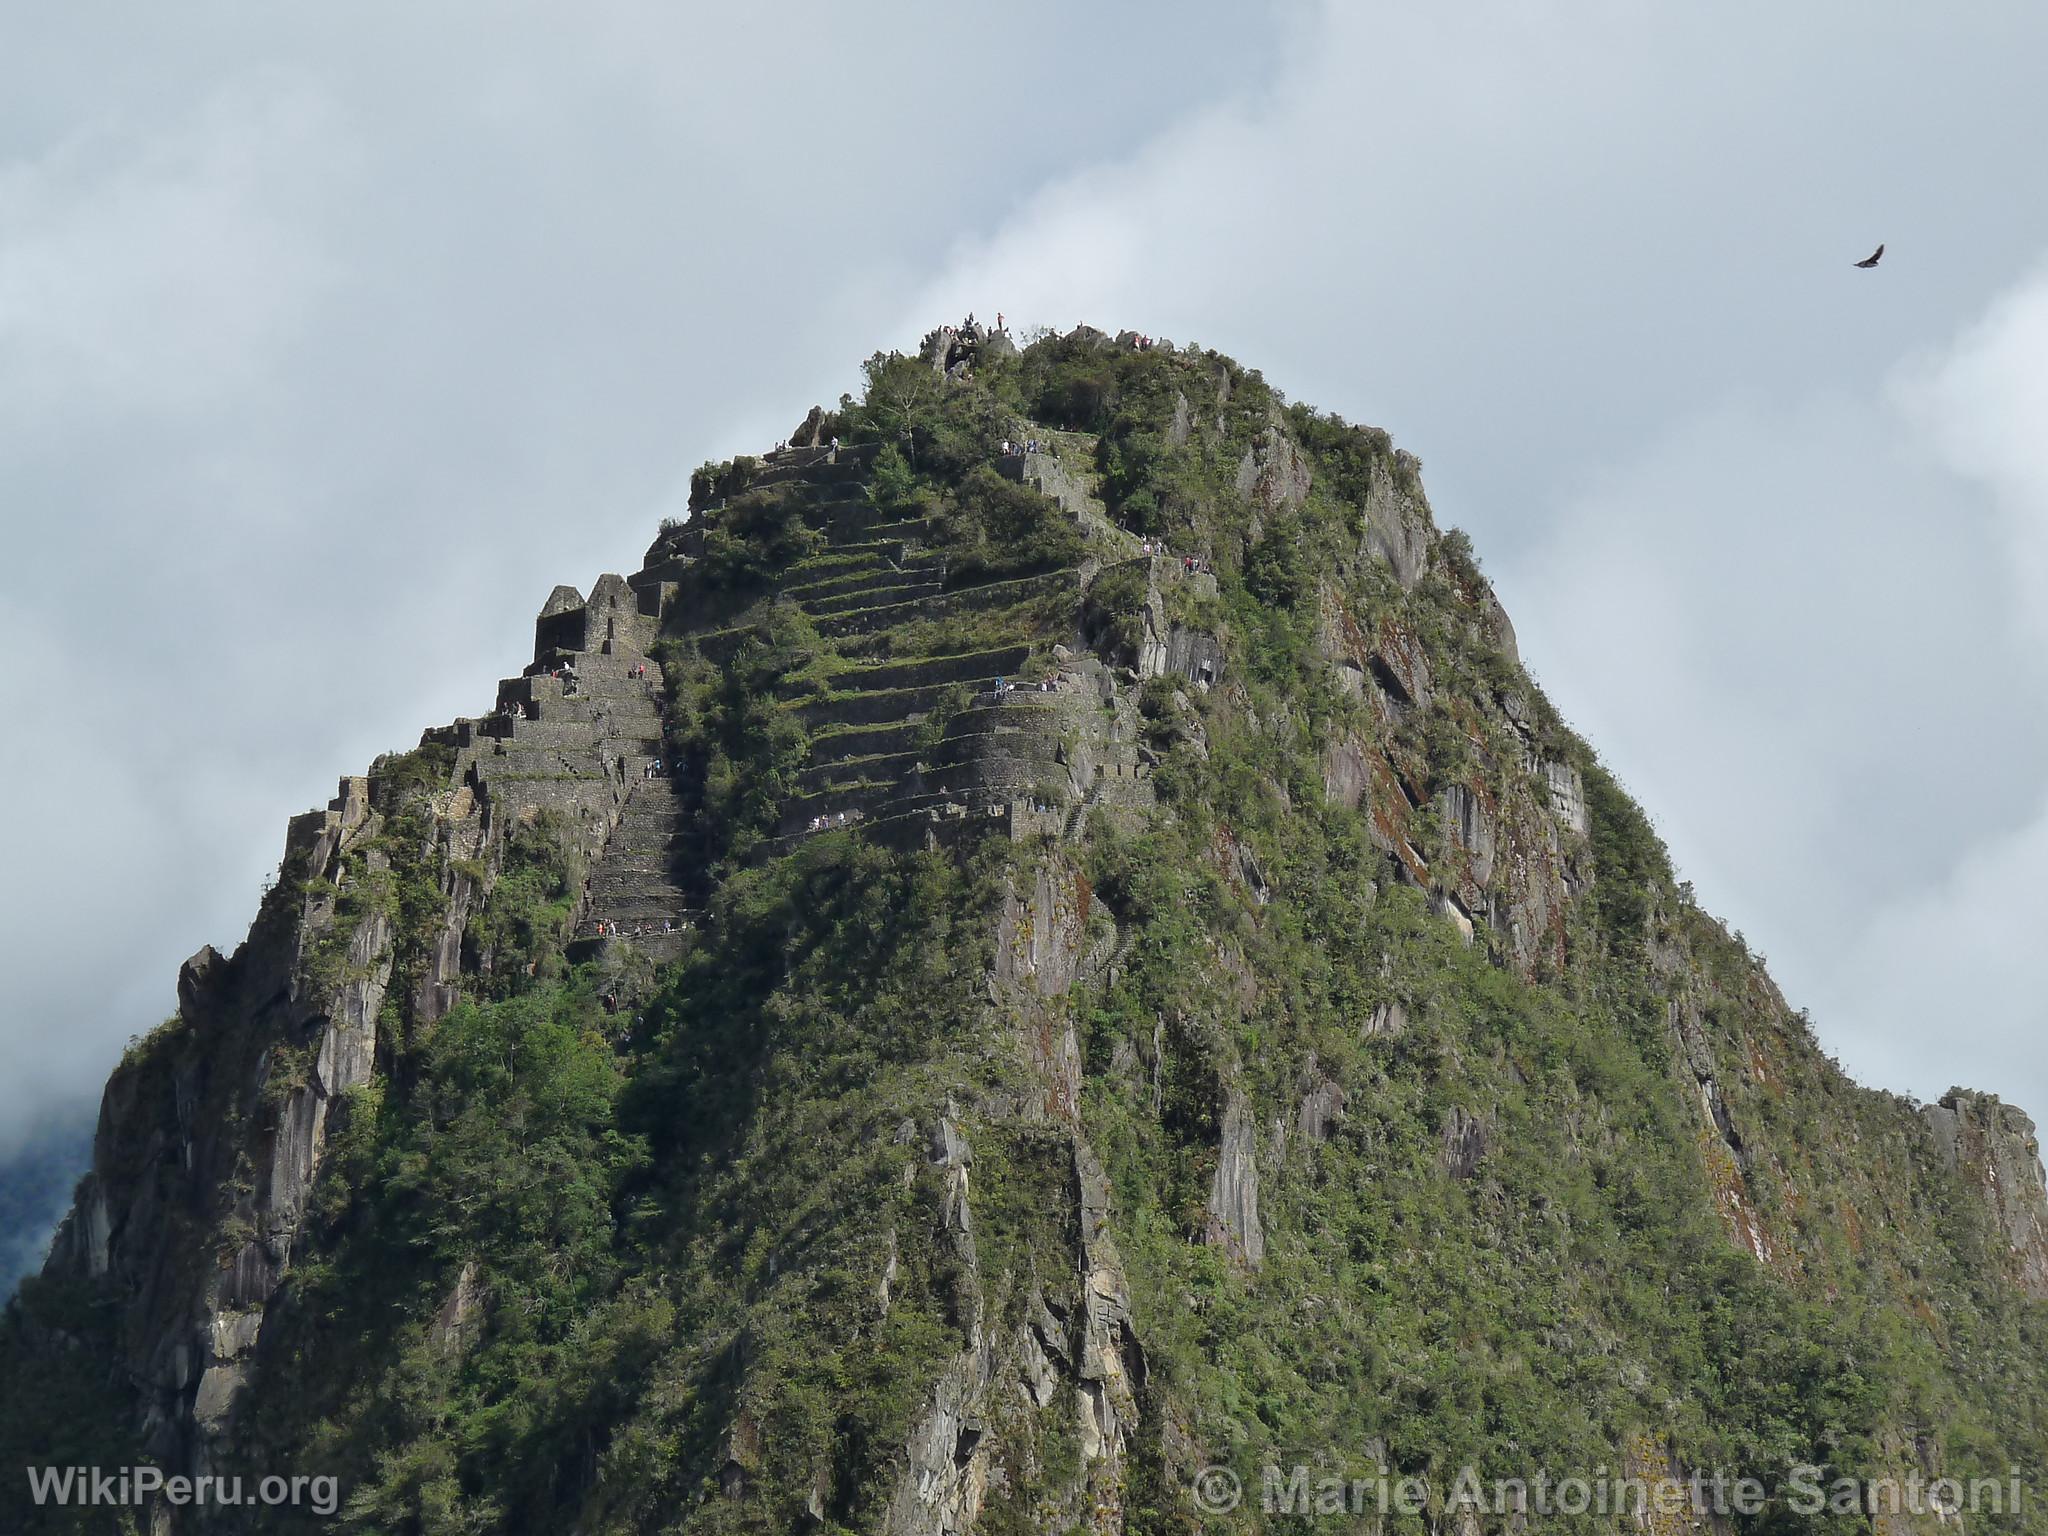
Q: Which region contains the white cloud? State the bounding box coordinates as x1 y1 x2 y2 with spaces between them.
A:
0 76 346 425
1900 264 2048 648
1832 795 2048 1107
1507 270 2048 1118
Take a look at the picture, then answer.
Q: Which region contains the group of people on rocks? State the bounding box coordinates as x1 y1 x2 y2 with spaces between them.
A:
992 676 1059 696
1133 537 1211 576
641 757 668 780
999 437 1047 456
591 917 682 940
806 809 862 833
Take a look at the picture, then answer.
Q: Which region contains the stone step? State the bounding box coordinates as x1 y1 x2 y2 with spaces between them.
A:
779 759 1057 832
799 578 945 617
559 646 659 675
597 734 667 759
780 784 1035 839
821 537 914 563
782 561 934 605
570 930 690 966
790 680 974 731
474 743 610 775
594 827 683 859
590 880 686 910
816 502 921 539
796 749 920 794
780 786 946 836
759 482 872 506
814 567 1080 639
602 849 684 875
760 794 1041 857
588 871 690 905
838 805 991 852
785 547 891 580
734 455 875 492
587 875 691 905
604 813 684 841
859 518 933 544
819 645 1034 695
613 804 685 831
488 719 598 750
605 813 685 841
793 715 1059 793
575 681 665 706
766 441 879 470
805 719 926 762
585 903 694 931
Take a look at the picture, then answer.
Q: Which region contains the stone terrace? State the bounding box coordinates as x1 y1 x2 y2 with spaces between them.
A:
670 440 1145 854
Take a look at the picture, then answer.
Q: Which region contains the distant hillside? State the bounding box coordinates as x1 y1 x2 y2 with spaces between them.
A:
0 1109 93 1298
6 321 2044 1535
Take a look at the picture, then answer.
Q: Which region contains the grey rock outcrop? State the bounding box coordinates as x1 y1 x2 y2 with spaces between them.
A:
1298 1074 1348 1145
1234 424 1312 515
1362 454 1431 590
1439 1105 1489 1180
1204 1090 1265 1268
1925 1091 2048 1298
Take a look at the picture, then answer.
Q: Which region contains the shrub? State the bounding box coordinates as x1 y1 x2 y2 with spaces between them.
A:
932 466 1082 588
1082 561 1151 667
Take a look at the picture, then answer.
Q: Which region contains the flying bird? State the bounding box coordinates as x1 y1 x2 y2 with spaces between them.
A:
1853 243 1885 269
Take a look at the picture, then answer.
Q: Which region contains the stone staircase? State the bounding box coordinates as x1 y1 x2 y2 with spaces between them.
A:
580 775 693 960
433 573 699 968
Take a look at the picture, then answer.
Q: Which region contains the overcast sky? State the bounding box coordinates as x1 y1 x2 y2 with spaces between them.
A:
4 0 2045 1174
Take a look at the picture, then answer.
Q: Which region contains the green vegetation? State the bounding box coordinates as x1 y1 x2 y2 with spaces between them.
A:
695 484 826 598
929 466 1082 588
465 813 582 997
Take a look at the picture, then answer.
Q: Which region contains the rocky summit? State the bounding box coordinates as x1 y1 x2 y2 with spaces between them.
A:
5 321 2045 1535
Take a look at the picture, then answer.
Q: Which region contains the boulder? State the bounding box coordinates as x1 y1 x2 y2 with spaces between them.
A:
1204 1090 1265 1267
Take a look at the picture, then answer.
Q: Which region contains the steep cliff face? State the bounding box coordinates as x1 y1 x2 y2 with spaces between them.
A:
1926 1091 2048 1299
6 322 2046 1535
